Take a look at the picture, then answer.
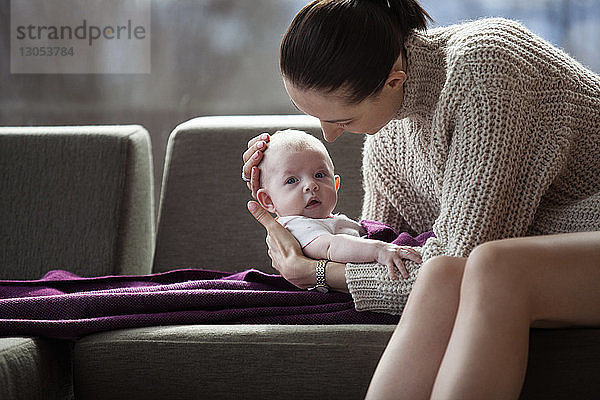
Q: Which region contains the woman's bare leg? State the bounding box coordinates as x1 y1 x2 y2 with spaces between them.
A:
366 255 467 400
431 231 600 399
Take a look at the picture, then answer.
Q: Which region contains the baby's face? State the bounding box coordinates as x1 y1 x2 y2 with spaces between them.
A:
262 148 338 218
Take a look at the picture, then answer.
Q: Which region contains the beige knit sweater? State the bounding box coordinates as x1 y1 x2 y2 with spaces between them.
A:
346 18 600 315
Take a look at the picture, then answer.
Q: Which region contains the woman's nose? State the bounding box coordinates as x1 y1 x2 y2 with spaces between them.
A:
320 122 343 142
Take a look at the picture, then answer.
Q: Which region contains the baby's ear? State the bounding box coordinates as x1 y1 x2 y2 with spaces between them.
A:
335 175 341 192
256 189 276 213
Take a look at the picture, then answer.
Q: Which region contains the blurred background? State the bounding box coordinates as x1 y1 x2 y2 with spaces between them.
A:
1 0 599 201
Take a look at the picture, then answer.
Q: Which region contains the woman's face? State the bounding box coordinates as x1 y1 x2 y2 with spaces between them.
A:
284 77 405 142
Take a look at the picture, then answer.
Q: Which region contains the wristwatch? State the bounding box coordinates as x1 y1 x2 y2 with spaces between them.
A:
309 259 330 293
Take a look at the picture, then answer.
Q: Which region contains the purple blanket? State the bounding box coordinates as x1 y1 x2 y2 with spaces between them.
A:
0 222 433 340
360 220 435 247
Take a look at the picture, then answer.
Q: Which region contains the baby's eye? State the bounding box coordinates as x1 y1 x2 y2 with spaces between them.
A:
315 172 326 179
285 177 298 184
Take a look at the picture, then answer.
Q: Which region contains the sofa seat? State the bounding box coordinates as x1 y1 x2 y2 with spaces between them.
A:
73 324 600 400
73 324 393 400
0 337 73 400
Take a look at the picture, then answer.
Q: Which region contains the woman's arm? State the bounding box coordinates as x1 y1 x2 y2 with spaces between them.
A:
421 63 560 261
324 260 350 293
341 135 424 313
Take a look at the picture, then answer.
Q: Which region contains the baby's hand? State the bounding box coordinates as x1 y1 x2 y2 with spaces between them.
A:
375 243 422 280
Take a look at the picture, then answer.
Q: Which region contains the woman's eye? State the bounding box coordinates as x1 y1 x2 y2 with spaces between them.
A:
285 177 298 184
315 172 325 178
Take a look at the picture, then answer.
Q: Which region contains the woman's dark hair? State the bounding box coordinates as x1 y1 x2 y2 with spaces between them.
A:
280 0 431 103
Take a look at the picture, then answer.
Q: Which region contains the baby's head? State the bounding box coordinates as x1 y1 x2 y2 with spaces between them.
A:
256 129 340 218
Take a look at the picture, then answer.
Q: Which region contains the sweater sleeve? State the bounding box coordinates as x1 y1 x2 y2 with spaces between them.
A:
347 129 426 314
345 258 421 315
420 62 567 261
350 165 430 314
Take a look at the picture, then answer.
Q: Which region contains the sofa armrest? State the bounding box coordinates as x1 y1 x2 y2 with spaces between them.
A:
0 125 155 279
0 337 73 400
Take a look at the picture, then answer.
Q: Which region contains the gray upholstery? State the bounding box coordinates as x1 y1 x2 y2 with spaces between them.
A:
0 125 155 279
73 325 600 400
153 115 365 273
0 337 73 400
74 324 392 400
0 125 156 400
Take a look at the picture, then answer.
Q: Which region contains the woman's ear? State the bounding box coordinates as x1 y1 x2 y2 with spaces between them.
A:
385 69 407 89
385 52 407 89
256 188 277 213
335 175 341 192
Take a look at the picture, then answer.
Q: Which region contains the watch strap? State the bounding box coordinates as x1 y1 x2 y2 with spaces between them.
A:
310 259 330 293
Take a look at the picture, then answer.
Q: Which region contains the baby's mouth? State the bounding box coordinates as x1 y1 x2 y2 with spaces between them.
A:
305 198 321 208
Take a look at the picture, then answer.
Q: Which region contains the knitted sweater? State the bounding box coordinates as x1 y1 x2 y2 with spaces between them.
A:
346 18 600 314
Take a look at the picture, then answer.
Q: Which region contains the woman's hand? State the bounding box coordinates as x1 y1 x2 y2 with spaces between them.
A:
247 201 316 289
242 133 270 199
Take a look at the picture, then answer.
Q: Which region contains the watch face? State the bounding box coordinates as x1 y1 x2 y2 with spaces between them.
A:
315 285 329 293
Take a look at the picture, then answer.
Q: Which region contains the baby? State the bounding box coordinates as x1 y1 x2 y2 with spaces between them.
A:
255 129 421 280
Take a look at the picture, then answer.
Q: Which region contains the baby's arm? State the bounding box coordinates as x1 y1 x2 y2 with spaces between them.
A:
303 234 421 280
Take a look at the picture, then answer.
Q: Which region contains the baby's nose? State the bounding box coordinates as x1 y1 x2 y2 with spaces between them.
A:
304 180 318 192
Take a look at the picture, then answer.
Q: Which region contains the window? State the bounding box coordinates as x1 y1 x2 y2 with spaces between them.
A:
2 0 598 194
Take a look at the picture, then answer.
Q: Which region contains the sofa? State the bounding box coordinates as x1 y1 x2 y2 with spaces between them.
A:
1 117 599 399
0 125 155 400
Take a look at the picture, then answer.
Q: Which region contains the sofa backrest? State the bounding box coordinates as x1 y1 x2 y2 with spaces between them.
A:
0 125 155 279
153 115 365 273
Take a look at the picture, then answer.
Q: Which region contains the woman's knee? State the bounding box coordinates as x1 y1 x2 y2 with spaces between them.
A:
417 255 465 289
404 256 465 312
462 240 527 298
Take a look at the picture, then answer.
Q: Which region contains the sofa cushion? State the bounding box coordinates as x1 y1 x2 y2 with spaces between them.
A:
73 324 392 400
0 125 155 278
0 337 73 400
73 325 600 400
153 115 365 274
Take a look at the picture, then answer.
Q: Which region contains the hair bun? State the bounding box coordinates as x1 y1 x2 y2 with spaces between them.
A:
280 0 430 103
361 0 431 34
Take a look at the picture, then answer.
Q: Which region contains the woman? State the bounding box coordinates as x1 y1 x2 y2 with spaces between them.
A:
242 0 600 398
